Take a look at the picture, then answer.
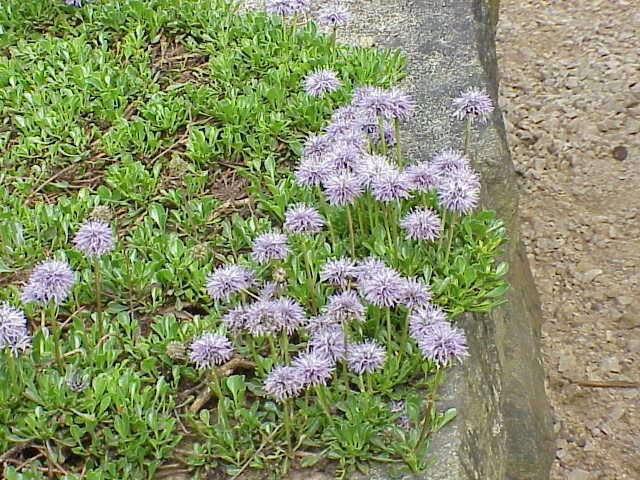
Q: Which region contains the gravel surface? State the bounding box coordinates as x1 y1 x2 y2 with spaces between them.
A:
496 1 640 479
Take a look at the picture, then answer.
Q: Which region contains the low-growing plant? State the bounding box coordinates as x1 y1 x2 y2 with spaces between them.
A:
0 0 507 478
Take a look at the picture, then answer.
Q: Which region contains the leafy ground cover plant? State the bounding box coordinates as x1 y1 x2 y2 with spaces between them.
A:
0 0 507 478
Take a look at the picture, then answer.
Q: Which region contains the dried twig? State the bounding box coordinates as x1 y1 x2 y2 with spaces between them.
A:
569 379 640 389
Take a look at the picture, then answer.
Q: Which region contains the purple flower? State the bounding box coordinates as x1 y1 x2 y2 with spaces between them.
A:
244 300 279 336
306 313 340 333
413 321 469 366
64 0 83 6
350 86 377 105
317 4 349 26
206 264 255 301
399 277 433 310
324 290 365 323
320 257 358 287
386 88 414 121
264 365 306 401
21 259 75 305
73 220 115 258
189 332 233 369
0 303 31 357
294 156 333 188
303 69 341 97
303 134 331 157
326 142 362 170
266 0 309 16
408 303 448 339
353 256 386 281
322 169 364 206
284 204 325 234
353 86 395 119
358 265 404 307
324 119 357 140
331 106 361 123
437 176 480 214
353 154 393 188
406 162 441 192
400 207 442 241
292 350 335 386
370 169 412 203
272 297 306 334
432 150 470 175
221 305 248 332
309 325 346 362
346 340 386 374
452 87 494 124
259 281 279 300
251 232 290 264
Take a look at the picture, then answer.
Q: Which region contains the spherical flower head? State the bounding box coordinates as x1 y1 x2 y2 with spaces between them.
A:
432 149 470 176
353 154 393 188
323 169 364 206
305 313 340 334
324 119 357 140
21 259 75 305
386 88 415 121
331 105 361 123
73 220 115 258
266 0 309 16
303 69 341 97
259 281 280 300
400 207 442 241
221 305 248 332
0 302 31 356
318 4 349 27
368 120 396 148
346 340 386 374
292 349 335 387
414 320 469 366
437 175 480 214
309 325 346 363
353 86 395 119
324 290 365 323
264 365 306 402
303 133 331 158
320 257 358 288
406 161 441 192
251 232 290 264
452 87 494 124
399 277 433 310
189 332 233 369
294 156 333 189
350 86 377 105
353 256 386 281
65 0 83 7
358 265 404 307
370 169 413 203
272 297 306 334
206 264 255 301
408 303 448 339
284 204 325 234
65 372 89 392
326 142 363 170
166 341 187 360
244 300 278 336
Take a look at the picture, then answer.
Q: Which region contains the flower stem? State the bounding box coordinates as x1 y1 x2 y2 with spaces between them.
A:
315 385 335 426
444 213 458 265
93 257 103 340
284 398 294 459
280 330 290 363
463 116 472 157
386 309 393 353
346 205 356 257
211 369 229 429
394 119 402 165
302 241 317 312
377 114 387 156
